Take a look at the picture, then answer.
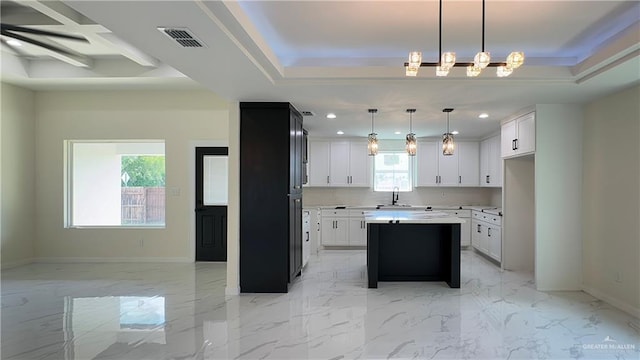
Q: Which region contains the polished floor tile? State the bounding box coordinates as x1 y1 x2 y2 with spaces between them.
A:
2 250 638 359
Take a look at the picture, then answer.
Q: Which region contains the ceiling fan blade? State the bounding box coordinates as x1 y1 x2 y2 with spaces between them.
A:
1 23 88 42
1 30 81 57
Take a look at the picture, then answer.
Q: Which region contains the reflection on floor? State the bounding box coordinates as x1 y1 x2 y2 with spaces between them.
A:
2 250 638 359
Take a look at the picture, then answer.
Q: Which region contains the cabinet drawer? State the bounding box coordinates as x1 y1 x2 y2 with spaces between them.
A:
440 209 470 217
472 210 483 220
480 213 502 226
321 209 349 217
348 209 369 217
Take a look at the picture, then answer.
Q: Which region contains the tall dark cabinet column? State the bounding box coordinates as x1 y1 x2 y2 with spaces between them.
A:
240 102 303 293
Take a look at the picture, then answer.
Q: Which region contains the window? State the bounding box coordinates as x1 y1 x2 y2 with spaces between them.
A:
373 151 413 192
66 140 165 227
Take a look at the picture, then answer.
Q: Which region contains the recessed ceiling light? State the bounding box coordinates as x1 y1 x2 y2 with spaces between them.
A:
452 131 460 135
479 113 489 119
394 131 401 135
336 130 344 135
6 39 22 47
326 113 337 119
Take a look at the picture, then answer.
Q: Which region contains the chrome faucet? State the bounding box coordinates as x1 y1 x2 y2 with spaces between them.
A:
392 186 399 205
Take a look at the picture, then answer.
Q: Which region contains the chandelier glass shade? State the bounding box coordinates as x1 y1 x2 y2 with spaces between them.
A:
405 0 524 77
405 109 417 156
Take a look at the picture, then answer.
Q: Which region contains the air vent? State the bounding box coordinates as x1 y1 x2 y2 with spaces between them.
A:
301 111 315 116
157 27 205 48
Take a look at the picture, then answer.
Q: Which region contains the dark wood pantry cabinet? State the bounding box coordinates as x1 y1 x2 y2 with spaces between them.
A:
239 102 303 293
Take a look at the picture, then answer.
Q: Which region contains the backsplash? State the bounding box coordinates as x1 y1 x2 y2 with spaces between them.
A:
303 187 501 207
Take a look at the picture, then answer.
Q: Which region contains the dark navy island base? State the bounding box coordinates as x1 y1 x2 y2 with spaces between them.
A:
367 223 461 289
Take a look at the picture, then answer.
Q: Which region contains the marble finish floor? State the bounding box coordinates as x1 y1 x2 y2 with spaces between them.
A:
2 250 639 360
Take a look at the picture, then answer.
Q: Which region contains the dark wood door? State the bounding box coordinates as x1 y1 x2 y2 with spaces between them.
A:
195 147 228 261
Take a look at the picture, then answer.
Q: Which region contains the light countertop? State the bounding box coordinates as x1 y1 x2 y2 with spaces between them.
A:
363 210 466 224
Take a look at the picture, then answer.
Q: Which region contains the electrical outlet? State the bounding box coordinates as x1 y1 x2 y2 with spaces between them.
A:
615 271 622 283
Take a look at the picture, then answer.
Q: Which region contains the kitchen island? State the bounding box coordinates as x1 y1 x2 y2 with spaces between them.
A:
364 210 464 289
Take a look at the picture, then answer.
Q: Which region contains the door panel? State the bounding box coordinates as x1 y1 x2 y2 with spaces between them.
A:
196 147 228 261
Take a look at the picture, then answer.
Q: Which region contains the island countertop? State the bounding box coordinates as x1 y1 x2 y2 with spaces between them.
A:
363 210 466 224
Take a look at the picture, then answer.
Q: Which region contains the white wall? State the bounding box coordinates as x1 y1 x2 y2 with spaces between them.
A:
503 156 535 272
534 104 584 291
34 90 229 261
582 85 640 317
226 102 240 295
1 83 36 268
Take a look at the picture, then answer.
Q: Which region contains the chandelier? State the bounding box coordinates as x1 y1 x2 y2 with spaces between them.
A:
405 0 524 77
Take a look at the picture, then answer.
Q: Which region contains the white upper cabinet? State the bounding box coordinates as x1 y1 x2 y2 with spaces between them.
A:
416 141 439 186
348 141 371 187
308 139 371 187
308 141 330 186
416 140 479 187
481 135 502 187
457 141 480 186
501 112 535 158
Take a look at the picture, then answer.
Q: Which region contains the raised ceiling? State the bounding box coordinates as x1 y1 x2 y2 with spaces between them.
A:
2 0 639 139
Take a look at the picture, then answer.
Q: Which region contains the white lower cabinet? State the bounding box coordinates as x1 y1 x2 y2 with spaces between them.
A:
438 209 470 247
471 210 502 262
321 216 348 245
321 209 369 246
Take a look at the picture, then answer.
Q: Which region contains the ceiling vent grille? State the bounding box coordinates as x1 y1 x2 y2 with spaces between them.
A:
301 111 315 116
157 27 205 48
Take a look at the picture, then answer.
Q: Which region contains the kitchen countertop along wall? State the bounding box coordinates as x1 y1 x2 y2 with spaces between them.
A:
303 186 501 208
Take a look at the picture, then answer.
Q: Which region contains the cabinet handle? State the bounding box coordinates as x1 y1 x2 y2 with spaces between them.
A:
477 224 481 233
327 176 330 184
486 175 490 184
488 228 492 237
515 139 519 150
459 175 461 184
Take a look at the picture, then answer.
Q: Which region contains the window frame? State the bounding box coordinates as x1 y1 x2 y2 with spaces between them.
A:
372 150 414 192
64 139 167 229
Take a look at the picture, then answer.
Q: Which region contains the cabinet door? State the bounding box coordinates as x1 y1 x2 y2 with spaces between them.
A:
348 218 367 246
480 138 491 187
289 197 302 281
290 114 303 192
321 219 336 245
308 141 330 186
489 135 502 186
334 218 349 245
460 218 471 247
416 141 439 186
516 113 535 155
488 225 502 261
471 220 482 250
501 120 517 157
349 141 371 187
438 143 459 186
457 141 479 186
330 142 350 186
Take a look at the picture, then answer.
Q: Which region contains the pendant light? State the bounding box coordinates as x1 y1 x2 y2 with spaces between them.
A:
442 108 455 156
406 109 417 156
367 109 378 156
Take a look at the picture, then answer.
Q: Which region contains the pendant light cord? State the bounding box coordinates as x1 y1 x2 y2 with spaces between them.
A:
482 0 485 52
438 0 442 64
371 112 374 133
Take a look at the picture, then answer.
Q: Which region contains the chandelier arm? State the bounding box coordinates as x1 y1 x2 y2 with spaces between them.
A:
482 0 485 52
439 0 442 65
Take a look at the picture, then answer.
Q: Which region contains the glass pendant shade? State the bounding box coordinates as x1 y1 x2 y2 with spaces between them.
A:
436 66 449 77
442 133 455 155
368 133 378 156
497 65 513 77
406 133 417 156
474 51 491 68
441 52 456 69
466 65 482 77
506 52 525 69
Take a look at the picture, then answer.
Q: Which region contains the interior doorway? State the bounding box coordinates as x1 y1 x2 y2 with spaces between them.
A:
195 147 228 261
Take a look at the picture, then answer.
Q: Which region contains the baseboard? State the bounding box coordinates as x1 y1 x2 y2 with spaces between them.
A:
34 257 192 263
225 286 240 296
583 286 640 319
1 258 34 269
